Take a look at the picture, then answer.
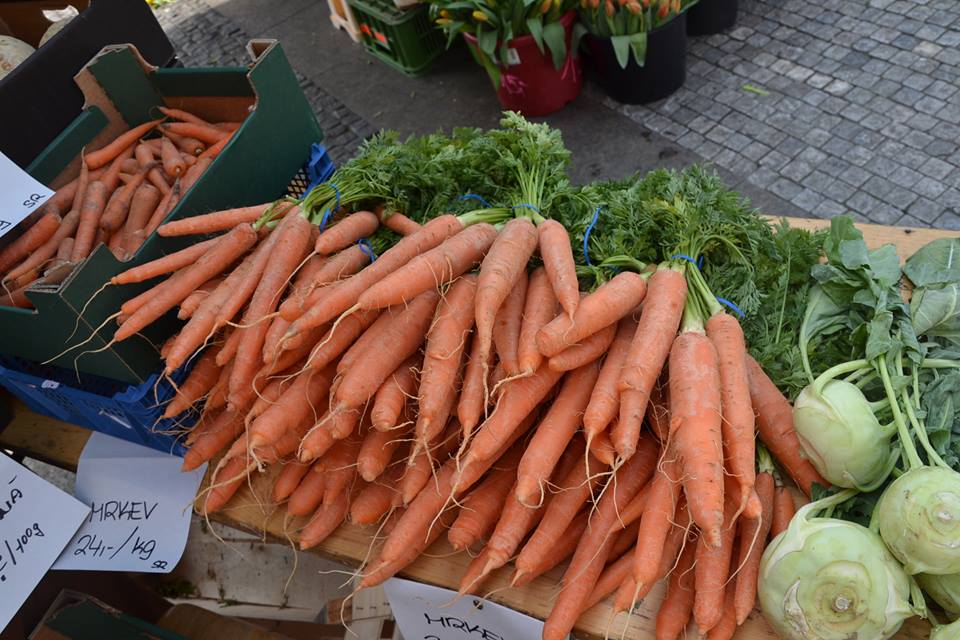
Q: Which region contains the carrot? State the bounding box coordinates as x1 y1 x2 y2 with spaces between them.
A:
514 511 589 587
163 349 221 418
162 129 204 156
157 203 274 237
588 547 633 610
286 215 462 338
248 364 336 449
350 462 405 524
707 312 756 518
537 272 647 357
589 426 616 467
300 489 351 549
181 410 244 472
143 178 178 237
157 107 216 128
671 329 724 548
161 121 228 145
102 145 137 194
197 131 233 160
227 213 314 410
517 267 558 374
417 275 476 445
492 269 528 376
202 455 252 514
371 356 419 431
541 436 658 640
357 224 496 310
100 165 151 233
159 136 185 178
707 583 738 640
178 277 223 320
770 485 795 538
119 184 162 255
359 507 457 589
646 372 670 441
67 181 109 262
475 217 538 377
334 290 440 409
357 421 408 482
582 316 636 443
115 224 258 342
273 460 311 503
315 211 379 255
746 356 827 497
4 210 80 283
85 119 163 169
261 255 325 356
305 310 378 371
380 210 421 236
204 361 232 412
400 421 459 505
537 219 578 319
734 471 774 624
299 410 348 462
547 320 617 372
631 455 681 595
515 362 599 506
694 496 737 634
178 156 212 194
654 537 696 640
135 143 169 194
210 228 282 331
321 434 363 504
287 462 327 516
279 245 369 321
40 171 95 215
458 334 494 439
0 212 62 276
456 365 564 482
448 451 519 550
112 236 221 286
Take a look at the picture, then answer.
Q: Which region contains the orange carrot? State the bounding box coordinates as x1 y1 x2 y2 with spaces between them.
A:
100 165 151 233
162 129 205 156
770 485 795 538
475 217 538 378
515 362 599 506
615 266 687 460
708 583 738 640
0 212 61 275
358 507 456 589
547 320 617 372
143 179 178 237
746 356 827 497
537 219 578 319
694 496 737 634
157 107 216 128
588 547 633 610
178 276 224 320
120 184 162 255
371 356 419 431
112 236 220 285
181 410 244 472
102 145 136 193
380 210 421 236
161 121 227 145
178 156 212 193
417 275 476 445
288 462 327 516
589 426 616 467
320 433 363 505
357 224 496 310
350 462 404 524
85 119 163 169
671 329 724 548
400 420 459 505
315 211 379 255
248 364 336 449
70 181 109 261
299 410 349 463
734 471 774 624
537 271 647 357
299 489 351 549
517 266 558 374
632 455 682 594
514 510 589 587
160 136 185 178
492 269 528 376
448 452 519 550
197 131 233 160
583 316 636 443
357 422 408 482
273 460 311 503
304 310 379 371
163 349 221 418
707 312 756 518
646 372 670 441
4 210 80 283
655 537 696 640
202 455 252 514
458 334 494 439
279 245 369 321
156 202 275 237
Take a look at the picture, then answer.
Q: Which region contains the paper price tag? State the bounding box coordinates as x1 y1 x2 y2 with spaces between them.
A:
0 454 90 630
505 48 521 66
0 151 54 238
53 434 205 573
384 578 555 640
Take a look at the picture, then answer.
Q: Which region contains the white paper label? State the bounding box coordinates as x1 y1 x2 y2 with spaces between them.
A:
505 48 521 66
384 577 555 640
0 151 54 238
0 455 89 630
53 433 205 573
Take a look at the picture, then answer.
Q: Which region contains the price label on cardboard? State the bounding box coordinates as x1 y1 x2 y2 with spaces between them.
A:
0 454 90 630
384 578 555 640
53 433 205 573
0 151 54 237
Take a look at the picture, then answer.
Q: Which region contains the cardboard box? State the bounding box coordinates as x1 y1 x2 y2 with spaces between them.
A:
0 40 324 384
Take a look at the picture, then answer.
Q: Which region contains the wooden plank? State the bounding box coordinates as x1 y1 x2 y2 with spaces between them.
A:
0 216 947 640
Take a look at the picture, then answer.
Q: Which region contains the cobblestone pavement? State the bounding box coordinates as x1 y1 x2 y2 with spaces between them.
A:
612 0 960 229
156 0 375 164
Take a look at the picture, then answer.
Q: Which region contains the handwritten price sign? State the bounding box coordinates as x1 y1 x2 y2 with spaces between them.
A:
0 456 89 630
0 151 53 238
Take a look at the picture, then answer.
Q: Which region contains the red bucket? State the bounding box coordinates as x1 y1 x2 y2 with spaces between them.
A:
464 11 582 116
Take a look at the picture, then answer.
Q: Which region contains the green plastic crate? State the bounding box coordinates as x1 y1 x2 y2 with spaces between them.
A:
348 0 445 75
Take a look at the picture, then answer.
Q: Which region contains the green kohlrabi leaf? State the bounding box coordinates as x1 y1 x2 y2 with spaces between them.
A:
921 371 960 468
912 284 960 343
868 244 902 288
904 237 960 288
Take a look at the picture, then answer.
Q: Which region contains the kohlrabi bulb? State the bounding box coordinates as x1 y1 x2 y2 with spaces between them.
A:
917 572 960 619
877 467 960 575
759 514 913 640
793 380 892 489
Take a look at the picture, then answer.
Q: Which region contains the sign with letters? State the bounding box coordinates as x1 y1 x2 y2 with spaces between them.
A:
384 578 556 640
0 454 89 630
0 151 54 238
53 433 205 573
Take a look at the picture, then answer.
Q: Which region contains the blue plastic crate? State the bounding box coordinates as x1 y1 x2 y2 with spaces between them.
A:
0 355 195 456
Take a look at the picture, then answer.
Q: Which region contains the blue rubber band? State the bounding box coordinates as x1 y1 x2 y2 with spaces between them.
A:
459 193 492 209
716 297 745 318
583 205 605 266
511 203 541 215
670 253 700 269
357 238 377 262
697 255 704 269
318 184 341 232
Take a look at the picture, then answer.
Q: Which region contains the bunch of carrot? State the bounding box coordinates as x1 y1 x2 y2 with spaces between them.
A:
99 185 827 639
0 106 240 309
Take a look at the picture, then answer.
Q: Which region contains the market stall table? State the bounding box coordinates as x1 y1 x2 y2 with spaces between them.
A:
0 217 945 640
